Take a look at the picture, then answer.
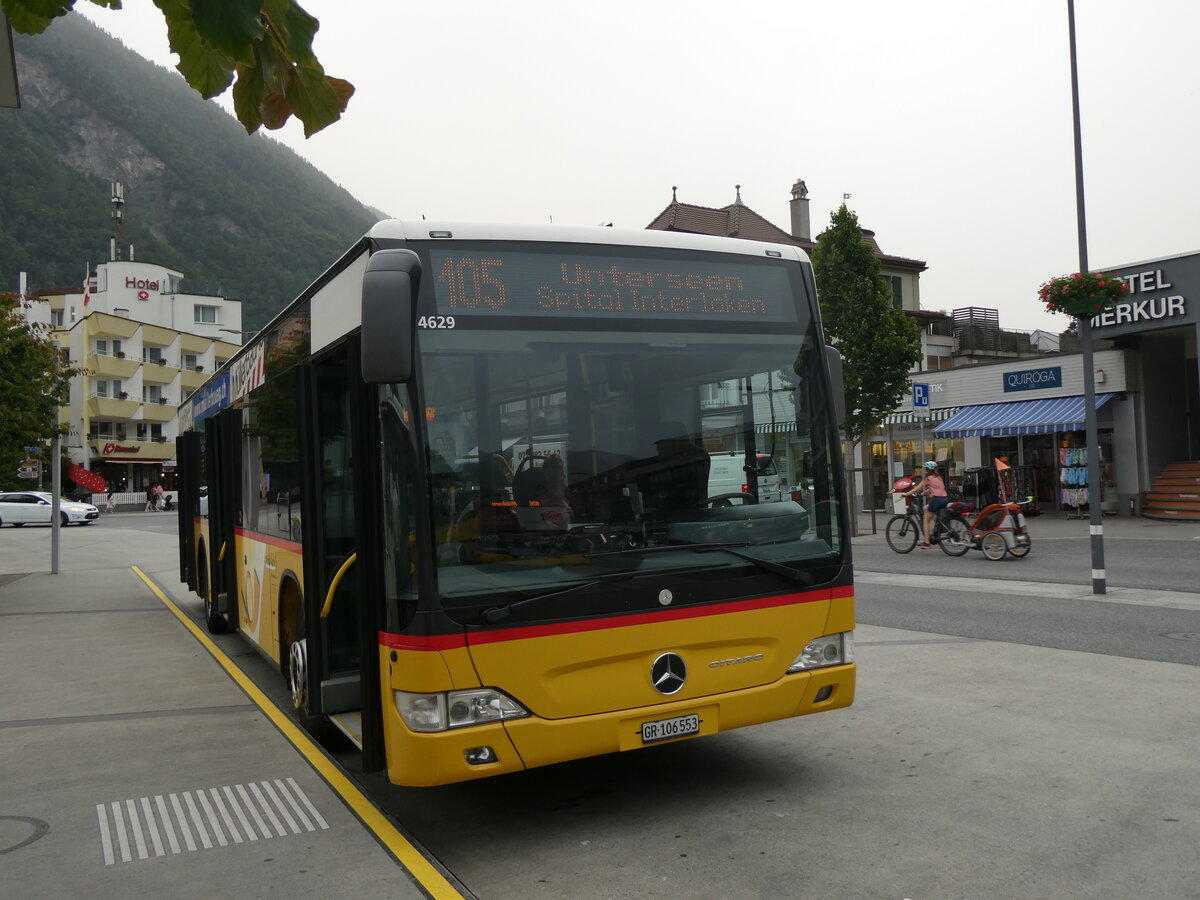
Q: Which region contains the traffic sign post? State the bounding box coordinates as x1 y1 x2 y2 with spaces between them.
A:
912 383 930 410
17 459 40 480
912 383 930 462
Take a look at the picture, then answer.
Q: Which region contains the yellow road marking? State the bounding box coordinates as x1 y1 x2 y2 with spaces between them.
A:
131 566 466 899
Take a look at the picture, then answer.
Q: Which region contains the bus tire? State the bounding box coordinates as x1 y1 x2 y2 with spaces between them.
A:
198 547 226 633
204 591 227 633
287 619 328 739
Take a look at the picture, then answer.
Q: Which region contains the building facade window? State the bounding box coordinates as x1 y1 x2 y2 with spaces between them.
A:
891 275 903 310
194 305 218 324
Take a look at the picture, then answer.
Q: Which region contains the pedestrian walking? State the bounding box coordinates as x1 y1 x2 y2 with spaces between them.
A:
106 490 115 514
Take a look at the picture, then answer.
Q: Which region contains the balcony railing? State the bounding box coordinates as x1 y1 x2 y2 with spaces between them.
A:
86 433 176 443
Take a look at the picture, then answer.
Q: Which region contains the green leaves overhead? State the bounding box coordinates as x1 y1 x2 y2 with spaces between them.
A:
4 0 354 137
188 0 263 64
1 0 79 33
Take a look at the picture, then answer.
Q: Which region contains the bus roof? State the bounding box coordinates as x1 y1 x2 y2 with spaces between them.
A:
179 220 815 431
366 220 812 264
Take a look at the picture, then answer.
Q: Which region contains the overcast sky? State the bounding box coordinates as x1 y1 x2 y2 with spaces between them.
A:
74 0 1200 333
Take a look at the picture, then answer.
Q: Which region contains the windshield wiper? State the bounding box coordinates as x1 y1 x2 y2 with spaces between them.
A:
590 542 814 585
480 571 637 625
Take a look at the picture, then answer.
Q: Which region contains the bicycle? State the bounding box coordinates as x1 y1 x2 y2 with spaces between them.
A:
885 492 971 556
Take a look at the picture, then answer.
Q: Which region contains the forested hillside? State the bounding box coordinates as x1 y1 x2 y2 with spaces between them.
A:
2 13 380 328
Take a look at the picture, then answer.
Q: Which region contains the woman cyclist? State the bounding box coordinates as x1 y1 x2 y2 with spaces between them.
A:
904 460 949 548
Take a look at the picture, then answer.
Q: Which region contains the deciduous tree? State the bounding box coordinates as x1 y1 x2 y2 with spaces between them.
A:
0 293 79 490
4 0 353 137
810 204 921 444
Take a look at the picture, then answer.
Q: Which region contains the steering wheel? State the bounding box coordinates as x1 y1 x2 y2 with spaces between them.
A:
706 492 756 507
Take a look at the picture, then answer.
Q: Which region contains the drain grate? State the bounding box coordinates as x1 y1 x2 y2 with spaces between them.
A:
96 776 328 865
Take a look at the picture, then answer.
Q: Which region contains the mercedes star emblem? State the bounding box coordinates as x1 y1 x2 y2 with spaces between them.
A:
650 652 687 695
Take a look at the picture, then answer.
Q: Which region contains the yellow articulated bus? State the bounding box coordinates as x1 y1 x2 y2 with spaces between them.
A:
176 221 855 787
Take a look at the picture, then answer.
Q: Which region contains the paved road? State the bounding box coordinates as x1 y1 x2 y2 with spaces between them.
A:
341 514 1200 898
5 511 1198 899
852 509 1200 593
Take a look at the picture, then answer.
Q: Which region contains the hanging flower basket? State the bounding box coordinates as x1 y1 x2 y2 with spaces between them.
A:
1037 271 1129 317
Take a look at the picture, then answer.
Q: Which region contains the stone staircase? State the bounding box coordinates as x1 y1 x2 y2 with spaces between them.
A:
1143 460 1200 520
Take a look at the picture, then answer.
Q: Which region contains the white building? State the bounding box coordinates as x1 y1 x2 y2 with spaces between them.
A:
33 257 242 497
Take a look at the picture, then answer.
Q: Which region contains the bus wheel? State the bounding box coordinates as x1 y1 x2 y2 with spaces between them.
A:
288 630 327 738
204 591 227 633
198 553 226 633
288 638 309 711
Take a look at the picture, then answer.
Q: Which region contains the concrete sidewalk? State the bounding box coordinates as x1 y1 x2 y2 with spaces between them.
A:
0 521 460 900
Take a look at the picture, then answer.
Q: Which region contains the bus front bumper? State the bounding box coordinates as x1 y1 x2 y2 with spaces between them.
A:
383 663 855 787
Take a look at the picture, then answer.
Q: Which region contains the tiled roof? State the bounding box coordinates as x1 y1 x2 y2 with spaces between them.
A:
646 200 796 245
646 196 927 271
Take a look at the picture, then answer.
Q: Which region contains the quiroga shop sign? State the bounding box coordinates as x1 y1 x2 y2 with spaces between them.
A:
1003 365 1062 393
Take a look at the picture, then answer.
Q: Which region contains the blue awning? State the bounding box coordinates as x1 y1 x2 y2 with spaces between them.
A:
932 393 1114 438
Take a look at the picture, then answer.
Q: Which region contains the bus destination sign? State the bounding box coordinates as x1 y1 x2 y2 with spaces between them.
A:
426 248 799 324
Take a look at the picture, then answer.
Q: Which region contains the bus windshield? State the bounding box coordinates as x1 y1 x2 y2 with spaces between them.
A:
409 302 844 625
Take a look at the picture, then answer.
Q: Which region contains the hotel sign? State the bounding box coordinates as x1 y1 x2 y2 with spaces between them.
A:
1093 264 1197 336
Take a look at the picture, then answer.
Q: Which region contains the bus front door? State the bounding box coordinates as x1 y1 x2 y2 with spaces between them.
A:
301 342 384 770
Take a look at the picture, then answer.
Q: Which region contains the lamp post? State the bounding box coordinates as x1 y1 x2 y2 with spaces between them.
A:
1067 0 1106 595
218 327 257 344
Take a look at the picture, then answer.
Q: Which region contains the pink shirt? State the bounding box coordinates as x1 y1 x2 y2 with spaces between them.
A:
925 474 948 497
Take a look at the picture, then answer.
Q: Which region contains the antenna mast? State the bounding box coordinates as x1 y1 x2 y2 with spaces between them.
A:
110 181 124 261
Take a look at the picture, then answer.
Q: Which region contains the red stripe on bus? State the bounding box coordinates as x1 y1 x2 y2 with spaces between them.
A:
233 528 303 551
378 584 853 651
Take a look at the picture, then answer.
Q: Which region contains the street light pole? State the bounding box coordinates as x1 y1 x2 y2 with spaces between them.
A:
1068 0 1106 595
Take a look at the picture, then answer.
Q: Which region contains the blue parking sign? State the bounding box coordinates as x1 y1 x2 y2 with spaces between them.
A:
912 383 930 408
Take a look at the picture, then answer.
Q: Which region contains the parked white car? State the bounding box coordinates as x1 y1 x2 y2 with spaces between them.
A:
0 491 100 527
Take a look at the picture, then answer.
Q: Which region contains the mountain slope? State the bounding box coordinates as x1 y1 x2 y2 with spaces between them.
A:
2 13 380 327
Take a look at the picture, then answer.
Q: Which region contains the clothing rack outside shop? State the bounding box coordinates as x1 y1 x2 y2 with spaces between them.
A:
1060 445 1091 519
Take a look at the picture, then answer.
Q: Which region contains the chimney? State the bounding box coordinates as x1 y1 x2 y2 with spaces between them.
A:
789 178 810 241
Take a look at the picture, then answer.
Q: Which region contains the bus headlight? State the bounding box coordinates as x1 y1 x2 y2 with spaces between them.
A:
786 631 855 673
394 688 530 733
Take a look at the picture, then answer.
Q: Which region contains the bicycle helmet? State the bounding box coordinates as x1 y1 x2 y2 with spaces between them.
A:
922 460 938 471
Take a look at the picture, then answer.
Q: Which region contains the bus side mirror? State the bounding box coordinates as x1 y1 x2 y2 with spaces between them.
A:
825 345 846 429
362 249 421 384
